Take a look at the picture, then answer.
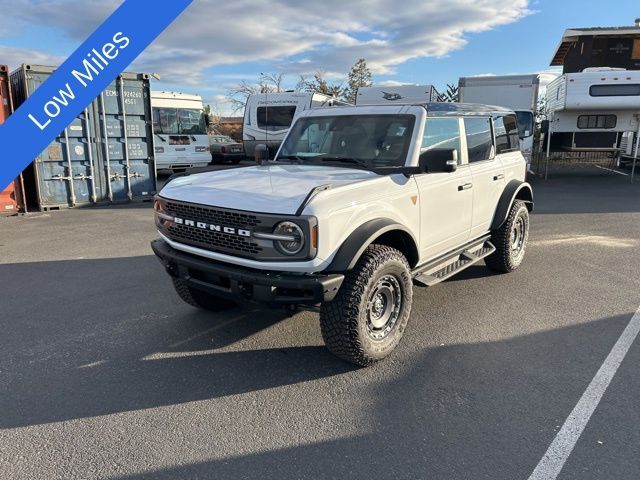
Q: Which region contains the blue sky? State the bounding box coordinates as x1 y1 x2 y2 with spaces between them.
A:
0 0 638 114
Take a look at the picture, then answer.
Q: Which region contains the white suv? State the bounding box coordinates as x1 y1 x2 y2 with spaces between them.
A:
152 103 533 366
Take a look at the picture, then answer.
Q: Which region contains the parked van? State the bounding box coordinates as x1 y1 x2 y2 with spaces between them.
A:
355 85 440 106
458 75 540 166
545 68 640 151
243 92 347 157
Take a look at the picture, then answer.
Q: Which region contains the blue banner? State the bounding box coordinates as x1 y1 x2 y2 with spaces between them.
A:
0 0 193 191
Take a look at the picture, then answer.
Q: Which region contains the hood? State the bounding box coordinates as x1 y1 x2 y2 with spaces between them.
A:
159 164 378 214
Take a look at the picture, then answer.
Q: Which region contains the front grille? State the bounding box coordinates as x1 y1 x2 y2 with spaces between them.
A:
163 201 263 257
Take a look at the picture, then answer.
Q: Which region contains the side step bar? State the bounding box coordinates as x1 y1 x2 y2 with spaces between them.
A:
412 237 496 287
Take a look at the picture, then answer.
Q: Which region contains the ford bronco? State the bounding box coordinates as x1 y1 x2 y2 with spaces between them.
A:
152 102 533 366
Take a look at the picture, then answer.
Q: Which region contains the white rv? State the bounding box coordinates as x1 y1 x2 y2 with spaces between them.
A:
458 75 541 164
545 69 640 151
151 91 211 171
243 92 347 157
355 85 440 106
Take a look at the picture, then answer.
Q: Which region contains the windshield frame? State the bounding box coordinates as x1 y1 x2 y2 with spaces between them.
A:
276 113 417 172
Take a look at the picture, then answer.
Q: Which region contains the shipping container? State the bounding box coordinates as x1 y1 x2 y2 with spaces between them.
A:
0 64 26 215
10 64 157 211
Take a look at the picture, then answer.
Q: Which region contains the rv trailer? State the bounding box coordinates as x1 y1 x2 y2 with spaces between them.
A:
545 68 640 152
458 75 541 165
243 92 348 158
355 85 440 106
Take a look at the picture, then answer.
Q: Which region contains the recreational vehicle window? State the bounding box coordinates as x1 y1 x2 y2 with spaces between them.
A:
257 105 297 131
464 117 493 163
577 115 617 129
589 84 640 97
152 107 207 135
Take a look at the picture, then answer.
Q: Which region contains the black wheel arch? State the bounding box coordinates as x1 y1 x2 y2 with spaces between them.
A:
326 219 419 272
491 180 534 230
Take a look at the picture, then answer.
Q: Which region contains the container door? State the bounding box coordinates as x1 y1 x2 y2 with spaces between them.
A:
98 76 156 202
23 70 98 209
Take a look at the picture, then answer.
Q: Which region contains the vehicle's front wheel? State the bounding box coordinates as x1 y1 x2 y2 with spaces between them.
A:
320 245 413 366
172 278 236 311
485 199 530 273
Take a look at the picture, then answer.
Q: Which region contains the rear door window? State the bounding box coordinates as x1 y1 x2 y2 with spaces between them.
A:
464 117 494 162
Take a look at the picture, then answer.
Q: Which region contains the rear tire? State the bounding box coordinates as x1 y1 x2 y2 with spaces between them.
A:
172 278 236 312
485 200 530 273
320 245 413 366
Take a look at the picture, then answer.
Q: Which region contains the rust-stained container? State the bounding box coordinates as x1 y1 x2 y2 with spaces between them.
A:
0 64 25 215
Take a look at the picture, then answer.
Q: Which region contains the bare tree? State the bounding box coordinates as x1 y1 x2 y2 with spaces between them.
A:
227 73 286 114
296 71 342 97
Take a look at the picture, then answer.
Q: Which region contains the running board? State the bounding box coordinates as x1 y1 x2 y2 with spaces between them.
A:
412 238 496 287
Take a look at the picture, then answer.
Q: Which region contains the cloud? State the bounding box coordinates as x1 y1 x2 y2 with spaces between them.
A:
0 46 64 71
0 0 531 86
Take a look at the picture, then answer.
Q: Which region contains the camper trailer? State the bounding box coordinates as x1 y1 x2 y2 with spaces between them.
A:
243 92 347 157
545 69 640 151
458 75 540 165
355 85 440 106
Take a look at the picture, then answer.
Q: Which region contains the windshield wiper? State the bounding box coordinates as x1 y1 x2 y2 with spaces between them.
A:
276 155 304 164
315 157 369 168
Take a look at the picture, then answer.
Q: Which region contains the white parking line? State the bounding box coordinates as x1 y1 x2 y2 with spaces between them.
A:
594 165 629 176
528 305 640 480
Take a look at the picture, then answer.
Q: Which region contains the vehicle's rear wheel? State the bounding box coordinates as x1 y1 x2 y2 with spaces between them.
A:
320 244 413 366
172 278 236 311
485 200 530 273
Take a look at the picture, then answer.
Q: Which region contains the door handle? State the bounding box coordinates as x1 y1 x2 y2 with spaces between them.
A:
493 174 505 181
458 183 473 191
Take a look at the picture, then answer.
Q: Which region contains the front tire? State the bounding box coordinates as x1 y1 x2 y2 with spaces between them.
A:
320 245 413 366
172 278 236 312
485 200 530 273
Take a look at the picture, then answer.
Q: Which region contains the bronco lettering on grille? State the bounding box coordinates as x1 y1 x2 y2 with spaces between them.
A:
173 217 251 237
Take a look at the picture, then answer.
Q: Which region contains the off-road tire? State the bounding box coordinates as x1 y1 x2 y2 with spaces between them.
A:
172 278 236 312
485 200 529 273
320 244 413 367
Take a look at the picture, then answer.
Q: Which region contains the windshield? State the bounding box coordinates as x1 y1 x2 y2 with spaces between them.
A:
515 111 534 139
278 114 415 169
153 107 208 135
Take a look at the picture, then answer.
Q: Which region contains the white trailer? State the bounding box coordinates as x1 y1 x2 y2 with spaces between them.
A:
458 75 540 165
355 85 440 106
151 91 211 171
545 69 640 152
243 92 347 157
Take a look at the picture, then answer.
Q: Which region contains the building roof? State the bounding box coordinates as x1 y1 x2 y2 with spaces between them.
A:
550 25 640 66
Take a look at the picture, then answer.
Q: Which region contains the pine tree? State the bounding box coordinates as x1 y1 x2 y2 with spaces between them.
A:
345 58 373 104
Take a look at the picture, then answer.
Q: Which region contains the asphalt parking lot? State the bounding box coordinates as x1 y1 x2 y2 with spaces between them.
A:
1 166 640 480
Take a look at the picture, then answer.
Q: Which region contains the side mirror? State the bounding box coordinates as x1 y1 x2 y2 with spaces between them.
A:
419 149 458 173
254 143 269 164
540 120 550 134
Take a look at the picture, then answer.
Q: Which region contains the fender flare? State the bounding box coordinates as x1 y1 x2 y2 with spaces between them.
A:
491 180 534 230
326 218 418 272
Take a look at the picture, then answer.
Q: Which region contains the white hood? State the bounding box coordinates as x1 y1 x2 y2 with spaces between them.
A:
159 164 378 214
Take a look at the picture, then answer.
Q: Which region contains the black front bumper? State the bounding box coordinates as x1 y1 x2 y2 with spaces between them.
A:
151 239 344 306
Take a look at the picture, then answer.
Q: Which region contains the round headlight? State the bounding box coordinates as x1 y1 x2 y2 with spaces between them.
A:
273 221 304 255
